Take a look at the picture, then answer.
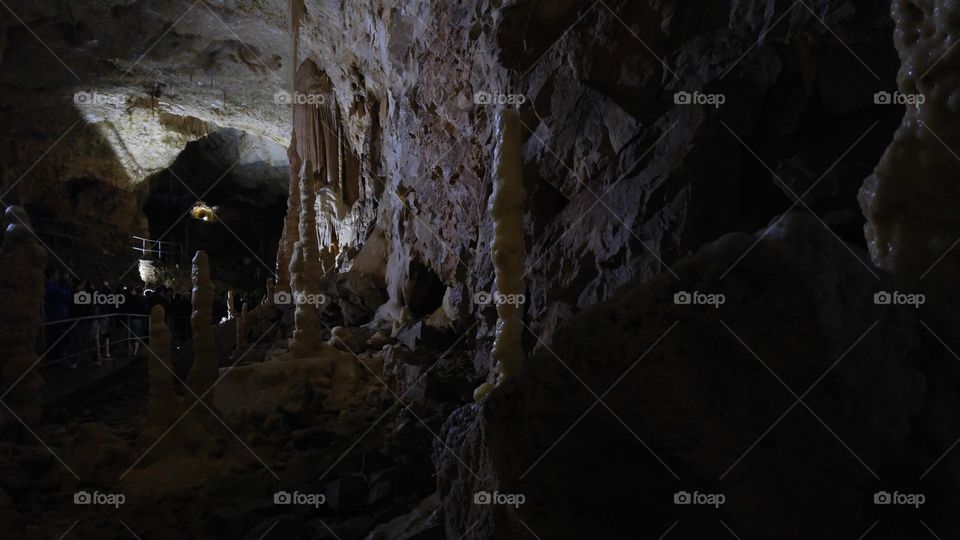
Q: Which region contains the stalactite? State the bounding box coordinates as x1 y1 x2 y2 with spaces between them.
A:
277 57 372 298
476 109 527 401
187 251 217 404
146 305 176 426
291 0 303 73
226 289 236 320
0 206 46 433
342 138 362 206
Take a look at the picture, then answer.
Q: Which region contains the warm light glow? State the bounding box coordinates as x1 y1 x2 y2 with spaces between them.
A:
190 202 217 222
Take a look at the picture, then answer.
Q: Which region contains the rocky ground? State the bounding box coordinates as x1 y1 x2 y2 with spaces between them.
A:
2 289 478 539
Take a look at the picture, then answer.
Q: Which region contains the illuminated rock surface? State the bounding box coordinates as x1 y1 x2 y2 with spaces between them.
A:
488 109 527 383
860 0 960 283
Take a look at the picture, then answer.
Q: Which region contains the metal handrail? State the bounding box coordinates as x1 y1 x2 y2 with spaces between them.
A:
131 236 184 262
131 236 181 247
41 313 149 326
45 336 142 365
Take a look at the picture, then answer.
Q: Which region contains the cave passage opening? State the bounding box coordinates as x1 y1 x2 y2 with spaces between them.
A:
142 128 289 293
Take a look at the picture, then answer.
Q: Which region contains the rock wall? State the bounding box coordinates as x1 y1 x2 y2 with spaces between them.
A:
287 0 902 359
438 213 958 539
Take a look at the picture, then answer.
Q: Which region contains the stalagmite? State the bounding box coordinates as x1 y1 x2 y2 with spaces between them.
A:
237 302 250 350
859 0 960 280
146 305 176 426
264 278 276 306
226 289 237 320
289 159 328 357
187 251 217 404
276 145 302 293
476 109 527 400
0 206 46 433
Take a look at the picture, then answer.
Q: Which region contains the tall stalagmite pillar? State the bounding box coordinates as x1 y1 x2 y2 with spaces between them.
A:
475 109 527 401
187 251 217 404
147 305 176 426
237 302 250 351
226 289 236 320
490 109 527 379
276 144 303 293
289 159 328 357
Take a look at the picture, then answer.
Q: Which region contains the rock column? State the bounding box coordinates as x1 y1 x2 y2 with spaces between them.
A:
187 251 216 404
476 109 527 400
146 305 176 426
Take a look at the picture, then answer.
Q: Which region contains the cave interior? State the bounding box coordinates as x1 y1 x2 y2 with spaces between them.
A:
0 0 958 539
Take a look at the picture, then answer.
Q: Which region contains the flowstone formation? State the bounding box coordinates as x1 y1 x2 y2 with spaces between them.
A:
860 0 960 282
0 206 47 435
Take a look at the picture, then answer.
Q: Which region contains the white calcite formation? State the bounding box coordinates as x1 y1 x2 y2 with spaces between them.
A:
187 251 217 405
476 109 527 400
289 60 366 257
226 289 237 320
0 206 46 433
276 149 302 293
289 159 328 358
860 0 960 279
